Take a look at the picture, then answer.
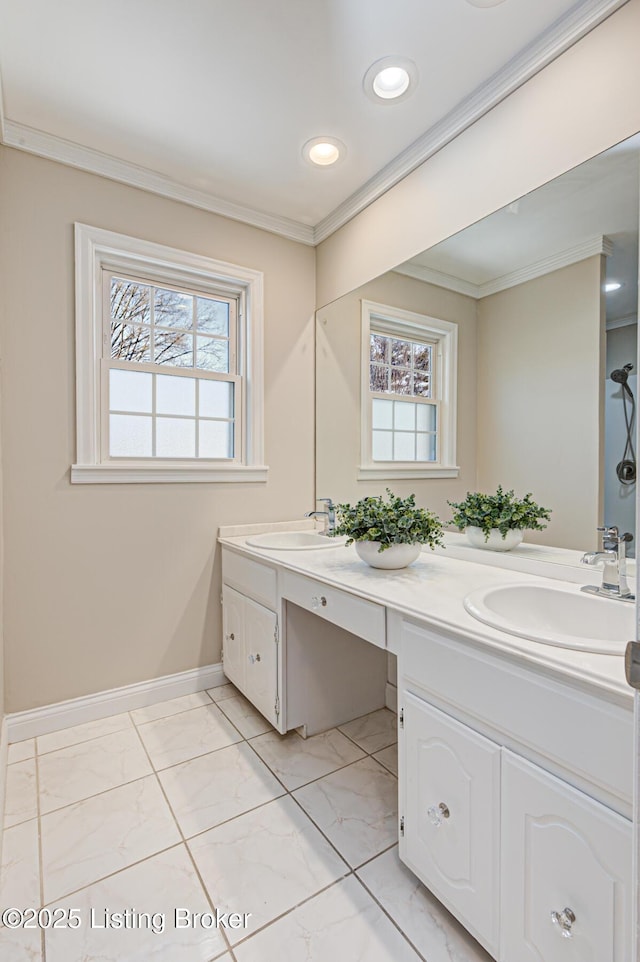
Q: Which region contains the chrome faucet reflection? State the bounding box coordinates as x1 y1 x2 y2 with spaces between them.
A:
581 525 635 602
304 498 336 535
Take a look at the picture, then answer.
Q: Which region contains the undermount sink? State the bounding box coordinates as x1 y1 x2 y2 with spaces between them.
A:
245 531 343 550
463 582 633 654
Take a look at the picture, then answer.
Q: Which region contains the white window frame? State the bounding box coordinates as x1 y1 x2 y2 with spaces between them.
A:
359 300 459 481
72 224 267 483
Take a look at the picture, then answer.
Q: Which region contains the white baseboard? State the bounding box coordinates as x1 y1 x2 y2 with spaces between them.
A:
6 663 226 743
385 682 397 714
0 716 8 868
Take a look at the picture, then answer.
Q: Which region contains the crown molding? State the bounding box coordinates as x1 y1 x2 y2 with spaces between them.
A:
313 0 630 243
393 263 480 297
479 234 613 296
607 312 637 331
0 0 628 247
395 235 613 299
1 120 316 246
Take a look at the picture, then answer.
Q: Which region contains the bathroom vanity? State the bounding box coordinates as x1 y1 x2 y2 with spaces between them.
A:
218 526 633 962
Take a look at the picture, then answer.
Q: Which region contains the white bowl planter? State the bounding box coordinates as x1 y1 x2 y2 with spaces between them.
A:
465 527 523 551
355 541 421 569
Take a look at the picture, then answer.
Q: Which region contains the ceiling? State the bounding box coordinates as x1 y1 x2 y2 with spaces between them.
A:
398 133 640 322
0 0 630 243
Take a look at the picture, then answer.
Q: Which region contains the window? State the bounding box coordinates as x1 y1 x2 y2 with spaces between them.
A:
72 225 266 483
360 300 459 480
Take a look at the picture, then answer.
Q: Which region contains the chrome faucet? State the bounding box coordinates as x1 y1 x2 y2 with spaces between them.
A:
581 526 635 602
305 498 336 535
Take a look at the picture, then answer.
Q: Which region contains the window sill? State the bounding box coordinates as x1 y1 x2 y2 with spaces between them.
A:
71 462 269 484
357 464 460 481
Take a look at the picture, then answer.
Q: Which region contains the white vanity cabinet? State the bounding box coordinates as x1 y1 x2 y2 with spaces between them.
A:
500 752 631 962
221 550 282 730
398 616 633 962
401 691 501 953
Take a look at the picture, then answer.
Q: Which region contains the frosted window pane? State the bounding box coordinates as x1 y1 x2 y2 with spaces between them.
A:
156 417 196 458
372 399 393 429
111 323 151 362
394 400 416 430
155 331 193 367
417 404 437 431
156 374 196 416
109 370 152 413
199 380 233 418
372 431 393 461
154 289 193 329
394 432 416 461
109 415 152 457
199 420 232 459
417 434 437 462
196 337 229 372
196 297 229 335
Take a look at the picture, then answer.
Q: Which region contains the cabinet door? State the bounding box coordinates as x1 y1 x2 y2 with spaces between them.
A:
244 595 278 727
400 690 501 954
500 751 631 962
222 585 246 691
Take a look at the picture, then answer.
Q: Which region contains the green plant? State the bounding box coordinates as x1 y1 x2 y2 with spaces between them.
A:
331 489 444 553
448 486 551 541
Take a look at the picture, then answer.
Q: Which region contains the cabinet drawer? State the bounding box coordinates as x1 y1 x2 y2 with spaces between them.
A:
400 691 500 954
222 549 277 610
501 751 631 962
401 619 632 813
281 571 386 648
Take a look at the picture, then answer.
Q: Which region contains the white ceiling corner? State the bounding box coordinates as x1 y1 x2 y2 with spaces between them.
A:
0 0 631 246
314 0 631 244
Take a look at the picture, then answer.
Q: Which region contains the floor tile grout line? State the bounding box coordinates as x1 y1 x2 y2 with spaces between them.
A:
133 700 245 735
129 694 223 727
129 719 238 959
244 738 371 794
135 706 378 951
38 770 156 820
355 867 430 962
41 840 185 907
34 718 135 759
225 874 355 953
15 689 403 961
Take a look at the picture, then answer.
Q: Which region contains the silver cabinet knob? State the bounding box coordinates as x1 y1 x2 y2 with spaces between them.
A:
311 595 328 610
248 653 261 664
551 907 576 939
225 632 235 641
427 802 450 827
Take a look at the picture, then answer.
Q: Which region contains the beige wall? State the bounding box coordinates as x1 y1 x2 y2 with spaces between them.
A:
316 0 640 307
607 323 638 374
316 271 477 521
476 257 604 550
0 148 316 713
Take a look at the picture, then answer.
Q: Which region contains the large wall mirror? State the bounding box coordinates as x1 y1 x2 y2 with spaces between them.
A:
316 134 639 553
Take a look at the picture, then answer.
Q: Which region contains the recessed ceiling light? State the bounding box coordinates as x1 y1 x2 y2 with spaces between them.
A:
302 137 345 167
465 0 508 7
604 281 622 292
364 57 418 104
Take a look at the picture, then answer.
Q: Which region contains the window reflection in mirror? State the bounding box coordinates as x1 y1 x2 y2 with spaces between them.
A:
316 134 639 554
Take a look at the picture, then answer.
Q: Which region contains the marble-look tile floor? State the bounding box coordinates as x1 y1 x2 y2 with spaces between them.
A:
1 686 493 962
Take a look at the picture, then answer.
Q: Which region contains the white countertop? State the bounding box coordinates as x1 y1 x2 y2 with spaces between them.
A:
218 525 633 705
